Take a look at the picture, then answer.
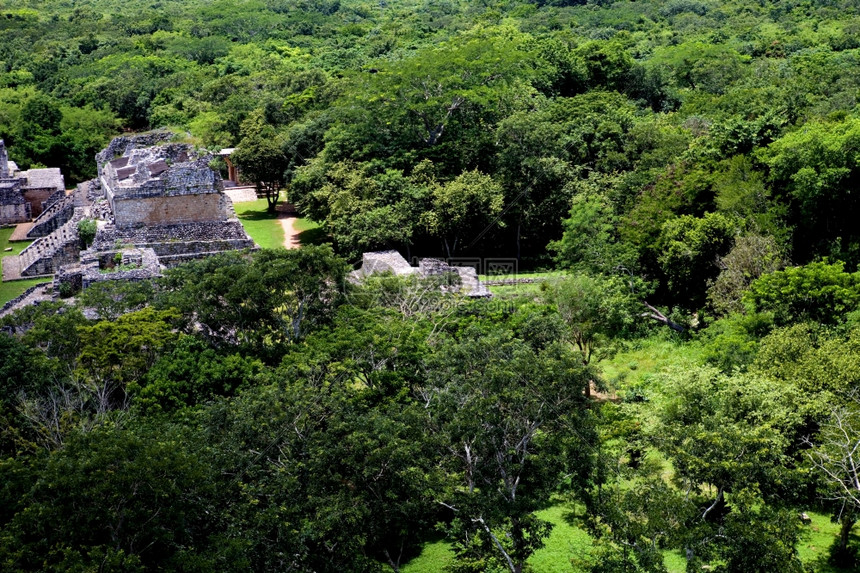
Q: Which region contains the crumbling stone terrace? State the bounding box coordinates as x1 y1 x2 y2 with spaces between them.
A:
2 132 258 309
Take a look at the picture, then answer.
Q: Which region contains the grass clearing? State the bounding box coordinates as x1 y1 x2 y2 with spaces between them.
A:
0 277 48 306
398 503 595 573
0 227 44 305
398 504 857 572
233 200 325 248
798 510 859 572
0 226 33 256
598 336 704 397
401 537 454 573
483 270 566 299
233 199 284 249
529 504 592 572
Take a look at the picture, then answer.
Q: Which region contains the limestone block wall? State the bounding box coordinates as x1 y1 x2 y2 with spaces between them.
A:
0 202 29 224
113 192 227 228
42 188 65 211
151 239 257 266
95 131 174 178
17 213 81 277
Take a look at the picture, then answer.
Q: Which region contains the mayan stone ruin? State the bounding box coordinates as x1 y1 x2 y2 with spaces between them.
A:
0 139 66 225
351 250 491 297
1 132 256 302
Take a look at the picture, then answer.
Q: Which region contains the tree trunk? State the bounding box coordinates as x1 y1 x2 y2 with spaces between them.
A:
839 516 855 555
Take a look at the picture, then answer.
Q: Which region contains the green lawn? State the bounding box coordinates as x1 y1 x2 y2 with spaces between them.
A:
481 270 566 299
0 277 48 306
398 337 857 573
233 199 285 249
0 227 46 305
233 199 324 249
399 504 593 573
0 226 33 256
397 504 855 573
529 505 593 572
401 538 454 573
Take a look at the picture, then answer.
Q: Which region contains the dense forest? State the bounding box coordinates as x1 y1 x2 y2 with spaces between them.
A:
4 0 860 571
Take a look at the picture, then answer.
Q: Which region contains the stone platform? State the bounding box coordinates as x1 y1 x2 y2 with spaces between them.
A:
8 222 32 241
225 186 259 203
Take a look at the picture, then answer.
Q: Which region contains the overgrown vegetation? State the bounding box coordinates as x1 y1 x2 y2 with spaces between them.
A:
4 0 860 571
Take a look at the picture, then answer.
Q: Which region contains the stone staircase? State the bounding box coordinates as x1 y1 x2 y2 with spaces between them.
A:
26 181 92 239
3 214 82 280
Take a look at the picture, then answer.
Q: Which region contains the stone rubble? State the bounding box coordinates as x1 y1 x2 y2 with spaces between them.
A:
352 250 491 298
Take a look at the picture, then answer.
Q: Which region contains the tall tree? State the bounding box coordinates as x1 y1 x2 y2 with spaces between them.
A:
232 110 288 212
425 328 595 572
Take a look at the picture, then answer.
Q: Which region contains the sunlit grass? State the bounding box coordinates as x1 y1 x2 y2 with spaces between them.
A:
233 199 284 250
400 538 454 573
0 227 45 305
0 226 33 257
0 277 48 306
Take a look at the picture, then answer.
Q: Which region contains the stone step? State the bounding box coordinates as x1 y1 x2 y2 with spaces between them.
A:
16 214 82 277
26 193 75 238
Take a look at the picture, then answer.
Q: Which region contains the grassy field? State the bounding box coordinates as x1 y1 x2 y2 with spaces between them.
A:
481 270 566 298
396 486 854 572
0 227 45 305
233 199 323 249
398 336 857 572
0 226 33 256
0 277 47 306
233 199 285 249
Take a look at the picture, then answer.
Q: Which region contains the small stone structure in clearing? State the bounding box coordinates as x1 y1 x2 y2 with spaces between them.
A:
0 139 66 224
2 132 256 296
351 250 491 297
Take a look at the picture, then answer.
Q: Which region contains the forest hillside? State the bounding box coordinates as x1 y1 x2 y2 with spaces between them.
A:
4 0 860 571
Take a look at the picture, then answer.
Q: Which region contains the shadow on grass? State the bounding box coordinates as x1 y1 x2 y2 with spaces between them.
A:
237 208 278 221
805 531 860 573
297 226 328 246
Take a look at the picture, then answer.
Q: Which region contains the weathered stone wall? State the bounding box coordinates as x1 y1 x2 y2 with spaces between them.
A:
54 265 82 295
90 220 256 266
110 158 221 200
17 211 82 277
0 203 29 224
113 193 226 228
42 188 65 211
0 282 51 315
153 240 257 266
93 219 252 247
76 247 162 289
95 130 174 178
0 182 28 224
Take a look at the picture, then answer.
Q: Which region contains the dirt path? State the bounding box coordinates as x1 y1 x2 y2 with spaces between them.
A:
279 216 299 249
274 202 301 249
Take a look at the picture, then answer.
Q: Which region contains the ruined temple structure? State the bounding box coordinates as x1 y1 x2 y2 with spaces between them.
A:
2 131 256 291
0 139 66 224
351 250 491 297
